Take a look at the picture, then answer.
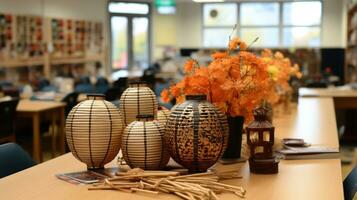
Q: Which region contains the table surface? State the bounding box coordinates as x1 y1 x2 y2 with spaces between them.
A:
0 98 343 200
17 99 66 112
299 87 357 97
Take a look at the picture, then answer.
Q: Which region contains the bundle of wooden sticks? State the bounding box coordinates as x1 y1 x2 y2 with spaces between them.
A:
88 168 246 200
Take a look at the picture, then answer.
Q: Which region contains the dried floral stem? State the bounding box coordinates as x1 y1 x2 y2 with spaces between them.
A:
247 37 259 49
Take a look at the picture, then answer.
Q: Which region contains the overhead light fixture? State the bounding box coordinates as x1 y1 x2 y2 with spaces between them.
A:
192 0 225 2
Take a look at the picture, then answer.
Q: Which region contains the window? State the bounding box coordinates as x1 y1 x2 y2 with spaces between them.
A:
282 2 321 47
202 1 322 48
240 2 280 47
109 1 151 70
202 3 237 48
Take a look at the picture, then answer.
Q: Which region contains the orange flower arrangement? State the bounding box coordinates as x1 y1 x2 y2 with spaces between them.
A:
261 49 302 105
161 37 270 123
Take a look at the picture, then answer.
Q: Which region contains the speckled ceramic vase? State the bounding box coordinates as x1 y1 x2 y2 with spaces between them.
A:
164 95 229 172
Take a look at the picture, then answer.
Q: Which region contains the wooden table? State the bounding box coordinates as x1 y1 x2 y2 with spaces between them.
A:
0 98 343 200
16 100 66 163
299 87 357 109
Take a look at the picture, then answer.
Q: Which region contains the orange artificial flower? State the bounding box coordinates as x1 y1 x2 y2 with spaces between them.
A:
211 52 228 60
261 49 273 58
184 59 196 74
239 42 248 51
228 37 241 50
161 36 299 124
160 89 170 103
260 49 302 105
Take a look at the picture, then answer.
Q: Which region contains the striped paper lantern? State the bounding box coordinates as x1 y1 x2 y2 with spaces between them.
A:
121 115 169 170
119 81 158 126
66 94 124 169
164 95 229 172
157 106 170 125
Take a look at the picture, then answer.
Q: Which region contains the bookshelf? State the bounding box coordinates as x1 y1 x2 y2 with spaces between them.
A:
0 13 104 80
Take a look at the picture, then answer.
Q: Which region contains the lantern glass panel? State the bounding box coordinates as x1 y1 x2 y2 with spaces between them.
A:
263 131 270 142
254 146 264 154
250 131 259 142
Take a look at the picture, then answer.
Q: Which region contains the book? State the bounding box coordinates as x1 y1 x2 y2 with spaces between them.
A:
56 167 119 184
276 146 340 160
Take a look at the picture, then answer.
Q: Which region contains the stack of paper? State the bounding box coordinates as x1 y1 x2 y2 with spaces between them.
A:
277 146 340 160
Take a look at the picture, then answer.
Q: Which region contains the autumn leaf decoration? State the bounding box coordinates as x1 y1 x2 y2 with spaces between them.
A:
160 37 302 123
261 49 303 105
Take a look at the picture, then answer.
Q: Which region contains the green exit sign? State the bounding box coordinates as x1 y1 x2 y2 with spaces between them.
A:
155 0 176 7
155 0 176 14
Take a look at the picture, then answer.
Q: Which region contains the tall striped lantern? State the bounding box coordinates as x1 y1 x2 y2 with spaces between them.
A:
119 81 158 126
121 115 170 170
66 94 124 169
157 106 170 126
164 95 229 172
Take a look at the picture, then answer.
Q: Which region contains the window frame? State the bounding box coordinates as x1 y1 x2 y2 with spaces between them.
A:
108 0 152 71
201 0 323 48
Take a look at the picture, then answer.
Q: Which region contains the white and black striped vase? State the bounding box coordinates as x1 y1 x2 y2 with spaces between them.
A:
66 94 124 169
157 106 170 126
164 94 229 172
121 115 169 170
119 81 158 126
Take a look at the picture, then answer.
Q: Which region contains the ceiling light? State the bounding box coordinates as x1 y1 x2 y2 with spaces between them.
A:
192 0 225 2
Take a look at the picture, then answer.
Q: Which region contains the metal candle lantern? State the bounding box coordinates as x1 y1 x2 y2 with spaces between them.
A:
246 106 279 174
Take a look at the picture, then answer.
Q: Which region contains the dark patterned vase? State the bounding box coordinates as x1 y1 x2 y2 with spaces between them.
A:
164 95 229 172
221 116 244 160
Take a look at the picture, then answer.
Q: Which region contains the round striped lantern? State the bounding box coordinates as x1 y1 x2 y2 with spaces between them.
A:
121 115 169 170
165 95 229 172
119 81 158 126
66 94 124 169
157 106 170 126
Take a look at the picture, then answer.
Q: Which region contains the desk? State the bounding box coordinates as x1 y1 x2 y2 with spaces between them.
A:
0 98 343 200
16 100 66 162
299 87 357 109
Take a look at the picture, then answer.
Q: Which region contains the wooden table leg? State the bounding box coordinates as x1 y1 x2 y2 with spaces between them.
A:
32 112 42 163
59 107 65 154
51 111 57 158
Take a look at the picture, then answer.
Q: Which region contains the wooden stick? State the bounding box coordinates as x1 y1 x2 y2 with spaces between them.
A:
89 169 246 200
208 181 245 191
185 191 195 200
168 172 214 180
131 188 159 195
109 172 179 181
173 192 191 200
210 190 219 200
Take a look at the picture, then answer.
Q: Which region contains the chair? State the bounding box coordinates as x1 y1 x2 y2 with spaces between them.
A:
95 77 109 94
38 78 50 91
0 143 35 178
0 98 19 144
74 84 94 94
2 87 20 98
113 77 128 89
62 92 79 118
105 87 122 101
344 166 357 200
